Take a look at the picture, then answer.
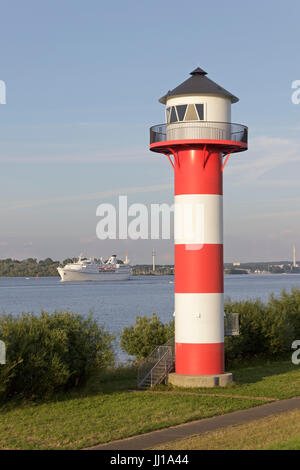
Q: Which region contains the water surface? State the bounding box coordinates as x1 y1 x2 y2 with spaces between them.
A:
0 273 299 360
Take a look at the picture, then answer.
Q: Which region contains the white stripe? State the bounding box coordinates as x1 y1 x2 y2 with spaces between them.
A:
174 194 223 245
175 293 224 344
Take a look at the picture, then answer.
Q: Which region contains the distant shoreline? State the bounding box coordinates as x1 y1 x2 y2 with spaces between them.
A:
1 271 300 278
0 257 299 277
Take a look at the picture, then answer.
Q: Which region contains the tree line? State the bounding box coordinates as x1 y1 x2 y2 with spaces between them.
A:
0 258 73 277
0 258 174 277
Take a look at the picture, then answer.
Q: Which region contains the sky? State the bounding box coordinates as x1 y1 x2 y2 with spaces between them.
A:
0 0 300 264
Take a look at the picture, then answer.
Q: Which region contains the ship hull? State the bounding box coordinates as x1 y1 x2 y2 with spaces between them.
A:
57 267 130 282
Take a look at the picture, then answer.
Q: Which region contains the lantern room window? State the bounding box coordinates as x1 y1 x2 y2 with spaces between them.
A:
184 104 198 121
195 104 204 120
166 104 205 123
176 105 187 121
170 107 178 123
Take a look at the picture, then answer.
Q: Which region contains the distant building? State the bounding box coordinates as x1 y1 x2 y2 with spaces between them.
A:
232 262 240 266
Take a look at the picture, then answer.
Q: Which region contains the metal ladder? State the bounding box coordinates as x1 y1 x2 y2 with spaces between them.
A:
137 338 175 390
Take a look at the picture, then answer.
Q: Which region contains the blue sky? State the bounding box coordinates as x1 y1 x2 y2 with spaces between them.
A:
0 0 300 263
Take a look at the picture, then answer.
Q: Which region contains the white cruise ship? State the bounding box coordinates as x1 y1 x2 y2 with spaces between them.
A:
57 254 131 282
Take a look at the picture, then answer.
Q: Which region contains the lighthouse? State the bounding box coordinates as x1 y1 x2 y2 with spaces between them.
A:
149 67 248 387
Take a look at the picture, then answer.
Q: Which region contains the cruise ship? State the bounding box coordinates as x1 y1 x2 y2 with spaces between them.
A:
57 254 131 282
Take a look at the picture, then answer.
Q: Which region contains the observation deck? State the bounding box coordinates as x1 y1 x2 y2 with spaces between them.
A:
150 121 248 155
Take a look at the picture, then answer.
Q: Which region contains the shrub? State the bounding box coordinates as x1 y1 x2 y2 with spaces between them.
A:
0 311 115 399
121 289 299 365
0 360 21 397
224 298 269 361
120 313 174 360
224 296 295 363
268 288 300 340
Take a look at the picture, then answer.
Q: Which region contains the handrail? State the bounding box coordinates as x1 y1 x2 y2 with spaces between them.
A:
150 349 170 386
150 122 248 145
137 339 175 389
140 349 169 385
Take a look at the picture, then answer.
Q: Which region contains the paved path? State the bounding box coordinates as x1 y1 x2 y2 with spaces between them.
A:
87 396 300 450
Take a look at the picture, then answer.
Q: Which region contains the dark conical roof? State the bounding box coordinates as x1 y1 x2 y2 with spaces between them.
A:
159 67 239 104
190 67 207 76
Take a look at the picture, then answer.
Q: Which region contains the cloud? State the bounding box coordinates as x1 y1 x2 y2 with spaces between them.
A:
0 183 172 212
0 149 152 164
243 209 300 220
226 136 300 183
267 229 297 240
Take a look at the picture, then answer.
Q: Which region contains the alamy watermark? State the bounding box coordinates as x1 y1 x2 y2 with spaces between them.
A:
291 80 300 104
292 340 300 365
0 80 6 104
96 195 205 241
0 340 6 365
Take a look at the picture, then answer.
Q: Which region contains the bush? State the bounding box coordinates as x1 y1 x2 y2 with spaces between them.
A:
120 313 174 360
224 295 295 363
0 311 115 399
0 361 21 397
268 288 300 340
224 298 268 362
121 289 300 365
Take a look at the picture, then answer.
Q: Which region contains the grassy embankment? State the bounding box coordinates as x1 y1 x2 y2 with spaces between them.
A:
151 409 300 450
0 359 299 450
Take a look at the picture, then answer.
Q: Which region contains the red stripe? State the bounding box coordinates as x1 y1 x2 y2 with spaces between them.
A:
175 244 223 293
175 342 224 375
174 149 222 195
150 139 248 155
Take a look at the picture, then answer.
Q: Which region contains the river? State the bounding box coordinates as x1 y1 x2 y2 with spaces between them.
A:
0 273 299 361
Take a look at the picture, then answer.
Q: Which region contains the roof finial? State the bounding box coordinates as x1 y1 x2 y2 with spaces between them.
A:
190 67 207 76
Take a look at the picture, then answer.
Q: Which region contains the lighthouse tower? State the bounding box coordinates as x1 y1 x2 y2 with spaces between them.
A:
149 67 248 387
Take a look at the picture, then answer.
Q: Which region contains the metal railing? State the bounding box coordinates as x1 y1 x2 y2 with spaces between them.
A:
137 338 175 389
224 312 240 336
150 122 248 145
137 314 239 389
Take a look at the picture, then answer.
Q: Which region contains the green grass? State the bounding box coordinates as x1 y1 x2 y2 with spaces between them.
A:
0 360 299 450
0 390 260 449
159 359 300 400
151 409 300 450
267 435 300 450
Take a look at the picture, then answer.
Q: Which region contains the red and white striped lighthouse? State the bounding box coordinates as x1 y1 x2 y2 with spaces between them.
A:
150 67 248 386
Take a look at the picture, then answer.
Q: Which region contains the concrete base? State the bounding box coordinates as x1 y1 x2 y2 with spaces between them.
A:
168 372 233 388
